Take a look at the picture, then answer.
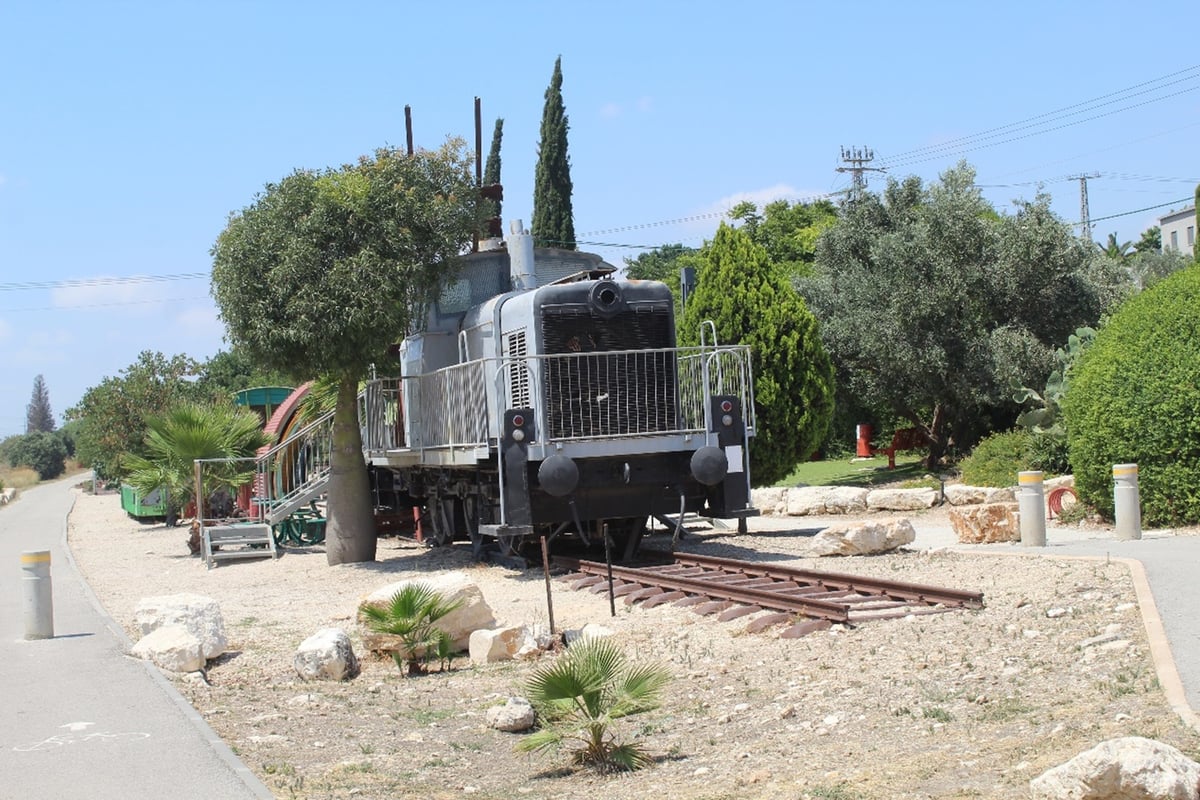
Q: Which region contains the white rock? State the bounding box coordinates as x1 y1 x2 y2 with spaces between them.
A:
359 572 495 653
809 519 916 556
486 697 536 732
785 486 830 516
1047 608 1068 618
131 624 204 672
563 623 616 647
865 488 939 511
294 627 359 681
750 487 787 516
134 593 227 660
1029 736 1200 800
821 487 870 514
469 625 539 665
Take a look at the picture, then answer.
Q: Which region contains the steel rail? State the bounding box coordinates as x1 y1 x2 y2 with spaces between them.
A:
553 557 851 622
666 552 984 609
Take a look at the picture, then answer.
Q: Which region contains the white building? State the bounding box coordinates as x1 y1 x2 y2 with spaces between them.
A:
1159 205 1196 255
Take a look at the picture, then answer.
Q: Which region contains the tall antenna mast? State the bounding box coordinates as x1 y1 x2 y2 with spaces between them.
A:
836 146 885 199
1071 173 1101 242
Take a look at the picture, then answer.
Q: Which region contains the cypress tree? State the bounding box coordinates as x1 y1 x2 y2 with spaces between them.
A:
26 374 55 433
483 117 503 224
678 224 835 485
532 56 575 250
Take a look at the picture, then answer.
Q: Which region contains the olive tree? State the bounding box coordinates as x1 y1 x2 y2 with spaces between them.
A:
211 140 481 564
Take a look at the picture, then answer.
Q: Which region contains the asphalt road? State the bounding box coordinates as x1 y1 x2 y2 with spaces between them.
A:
0 475 272 800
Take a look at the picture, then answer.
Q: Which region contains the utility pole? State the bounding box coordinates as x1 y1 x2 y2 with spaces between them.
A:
1071 173 1100 242
836 146 886 199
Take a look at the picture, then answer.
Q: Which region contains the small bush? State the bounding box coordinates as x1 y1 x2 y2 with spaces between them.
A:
1063 265 1200 525
959 430 1037 487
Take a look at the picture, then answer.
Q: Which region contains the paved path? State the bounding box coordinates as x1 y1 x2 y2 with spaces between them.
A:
0 475 272 800
908 520 1200 725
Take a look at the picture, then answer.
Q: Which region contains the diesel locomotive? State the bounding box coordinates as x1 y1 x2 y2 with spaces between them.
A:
360 221 757 559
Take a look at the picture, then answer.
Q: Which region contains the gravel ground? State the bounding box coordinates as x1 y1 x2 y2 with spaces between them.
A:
67 488 1200 800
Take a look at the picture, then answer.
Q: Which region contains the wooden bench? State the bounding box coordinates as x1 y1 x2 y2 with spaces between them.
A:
201 522 277 569
876 427 926 469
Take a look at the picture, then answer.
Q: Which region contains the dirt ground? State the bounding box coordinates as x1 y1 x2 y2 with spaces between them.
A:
67 489 1200 800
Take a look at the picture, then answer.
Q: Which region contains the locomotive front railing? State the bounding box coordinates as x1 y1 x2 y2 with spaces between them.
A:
360 377 404 452
405 360 489 450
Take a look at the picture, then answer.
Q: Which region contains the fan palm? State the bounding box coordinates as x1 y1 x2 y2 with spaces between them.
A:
359 584 465 676
125 401 268 524
517 637 672 773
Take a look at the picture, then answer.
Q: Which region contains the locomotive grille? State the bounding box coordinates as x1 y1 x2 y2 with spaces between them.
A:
504 330 531 409
540 306 679 439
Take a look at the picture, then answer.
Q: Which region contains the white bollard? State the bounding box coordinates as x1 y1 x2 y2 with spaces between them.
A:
1113 463 1142 541
1018 471 1047 547
21 550 54 639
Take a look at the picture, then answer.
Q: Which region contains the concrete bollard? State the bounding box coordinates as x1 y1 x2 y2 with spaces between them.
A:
1018 471 1047 547
21 550 54 639
1113 463 1142 541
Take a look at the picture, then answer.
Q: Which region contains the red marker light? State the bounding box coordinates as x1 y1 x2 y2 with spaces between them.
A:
720 400 733 413
512 414 525 427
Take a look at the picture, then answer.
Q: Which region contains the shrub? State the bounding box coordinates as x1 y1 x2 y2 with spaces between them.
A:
7 431 67 480
517 637 671 773
359 584 464 676
1063 264 1200 525
958 430 1036 487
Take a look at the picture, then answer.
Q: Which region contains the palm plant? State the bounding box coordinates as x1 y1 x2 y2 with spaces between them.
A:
125 401 268 524
359 584 464 676
517 637 672 773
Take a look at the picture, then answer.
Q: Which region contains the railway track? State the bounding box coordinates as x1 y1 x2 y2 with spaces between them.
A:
553 552 984 638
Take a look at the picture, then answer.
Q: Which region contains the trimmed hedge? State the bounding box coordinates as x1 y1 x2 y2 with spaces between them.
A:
959 430 1037 488
1063 264 1200 525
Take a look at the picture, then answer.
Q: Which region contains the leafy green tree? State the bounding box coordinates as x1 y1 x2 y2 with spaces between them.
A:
678 223 835 485
622 243 701 313
803 163 1125 467
730 198 838 279
1064 264 1200 525
194 346 292 400
1133 225 1161 254
1127 248 1191 290
211 140 481 565
483 117 504 227
67 351 202 482
8 431 67 480
124 401 268 525
517 637 671 773
26 374 55 433
532 56 575 250
359 584 464 676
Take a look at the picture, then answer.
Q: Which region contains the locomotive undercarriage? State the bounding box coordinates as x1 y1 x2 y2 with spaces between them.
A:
376 451 725 562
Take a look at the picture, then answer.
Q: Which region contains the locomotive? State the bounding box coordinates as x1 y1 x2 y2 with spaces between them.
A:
361 221 757 559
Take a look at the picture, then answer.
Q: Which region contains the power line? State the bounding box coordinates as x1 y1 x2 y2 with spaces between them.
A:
1085 197 1193 224
0 273 208 293
876 63 1200 169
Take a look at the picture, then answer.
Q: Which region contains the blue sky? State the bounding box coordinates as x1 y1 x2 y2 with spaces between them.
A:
2 1 1197 438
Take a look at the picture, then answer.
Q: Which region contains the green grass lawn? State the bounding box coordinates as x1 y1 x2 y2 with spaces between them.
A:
775 454 931 488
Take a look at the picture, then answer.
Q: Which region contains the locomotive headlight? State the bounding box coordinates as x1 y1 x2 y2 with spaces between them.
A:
511 429 525 442
691 446 728 486
722 414 733 426
538 454 579 497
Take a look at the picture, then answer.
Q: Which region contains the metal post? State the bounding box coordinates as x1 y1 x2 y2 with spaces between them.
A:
1018 471 1046 547
21 550 54 639
540 535 555 635
1113 463 1142 540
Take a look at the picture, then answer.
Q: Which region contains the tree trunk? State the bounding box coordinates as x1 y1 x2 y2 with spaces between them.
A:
325 376 377 565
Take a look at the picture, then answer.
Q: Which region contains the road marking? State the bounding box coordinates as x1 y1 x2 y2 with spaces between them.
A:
13 730 150 752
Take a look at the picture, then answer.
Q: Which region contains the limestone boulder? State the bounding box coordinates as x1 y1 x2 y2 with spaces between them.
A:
487 697 536 733
865 488 939 511
469 625 541 665
563 623 616 646
131 624 204 673
750 487 787 516
359 571 495 653
949 503 1020 544
809 518 916 557
294 627 359 681
785 486 829 516
1029 736 1200 800
822 487 870 514
134 593 227 660
944 484 1015 506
